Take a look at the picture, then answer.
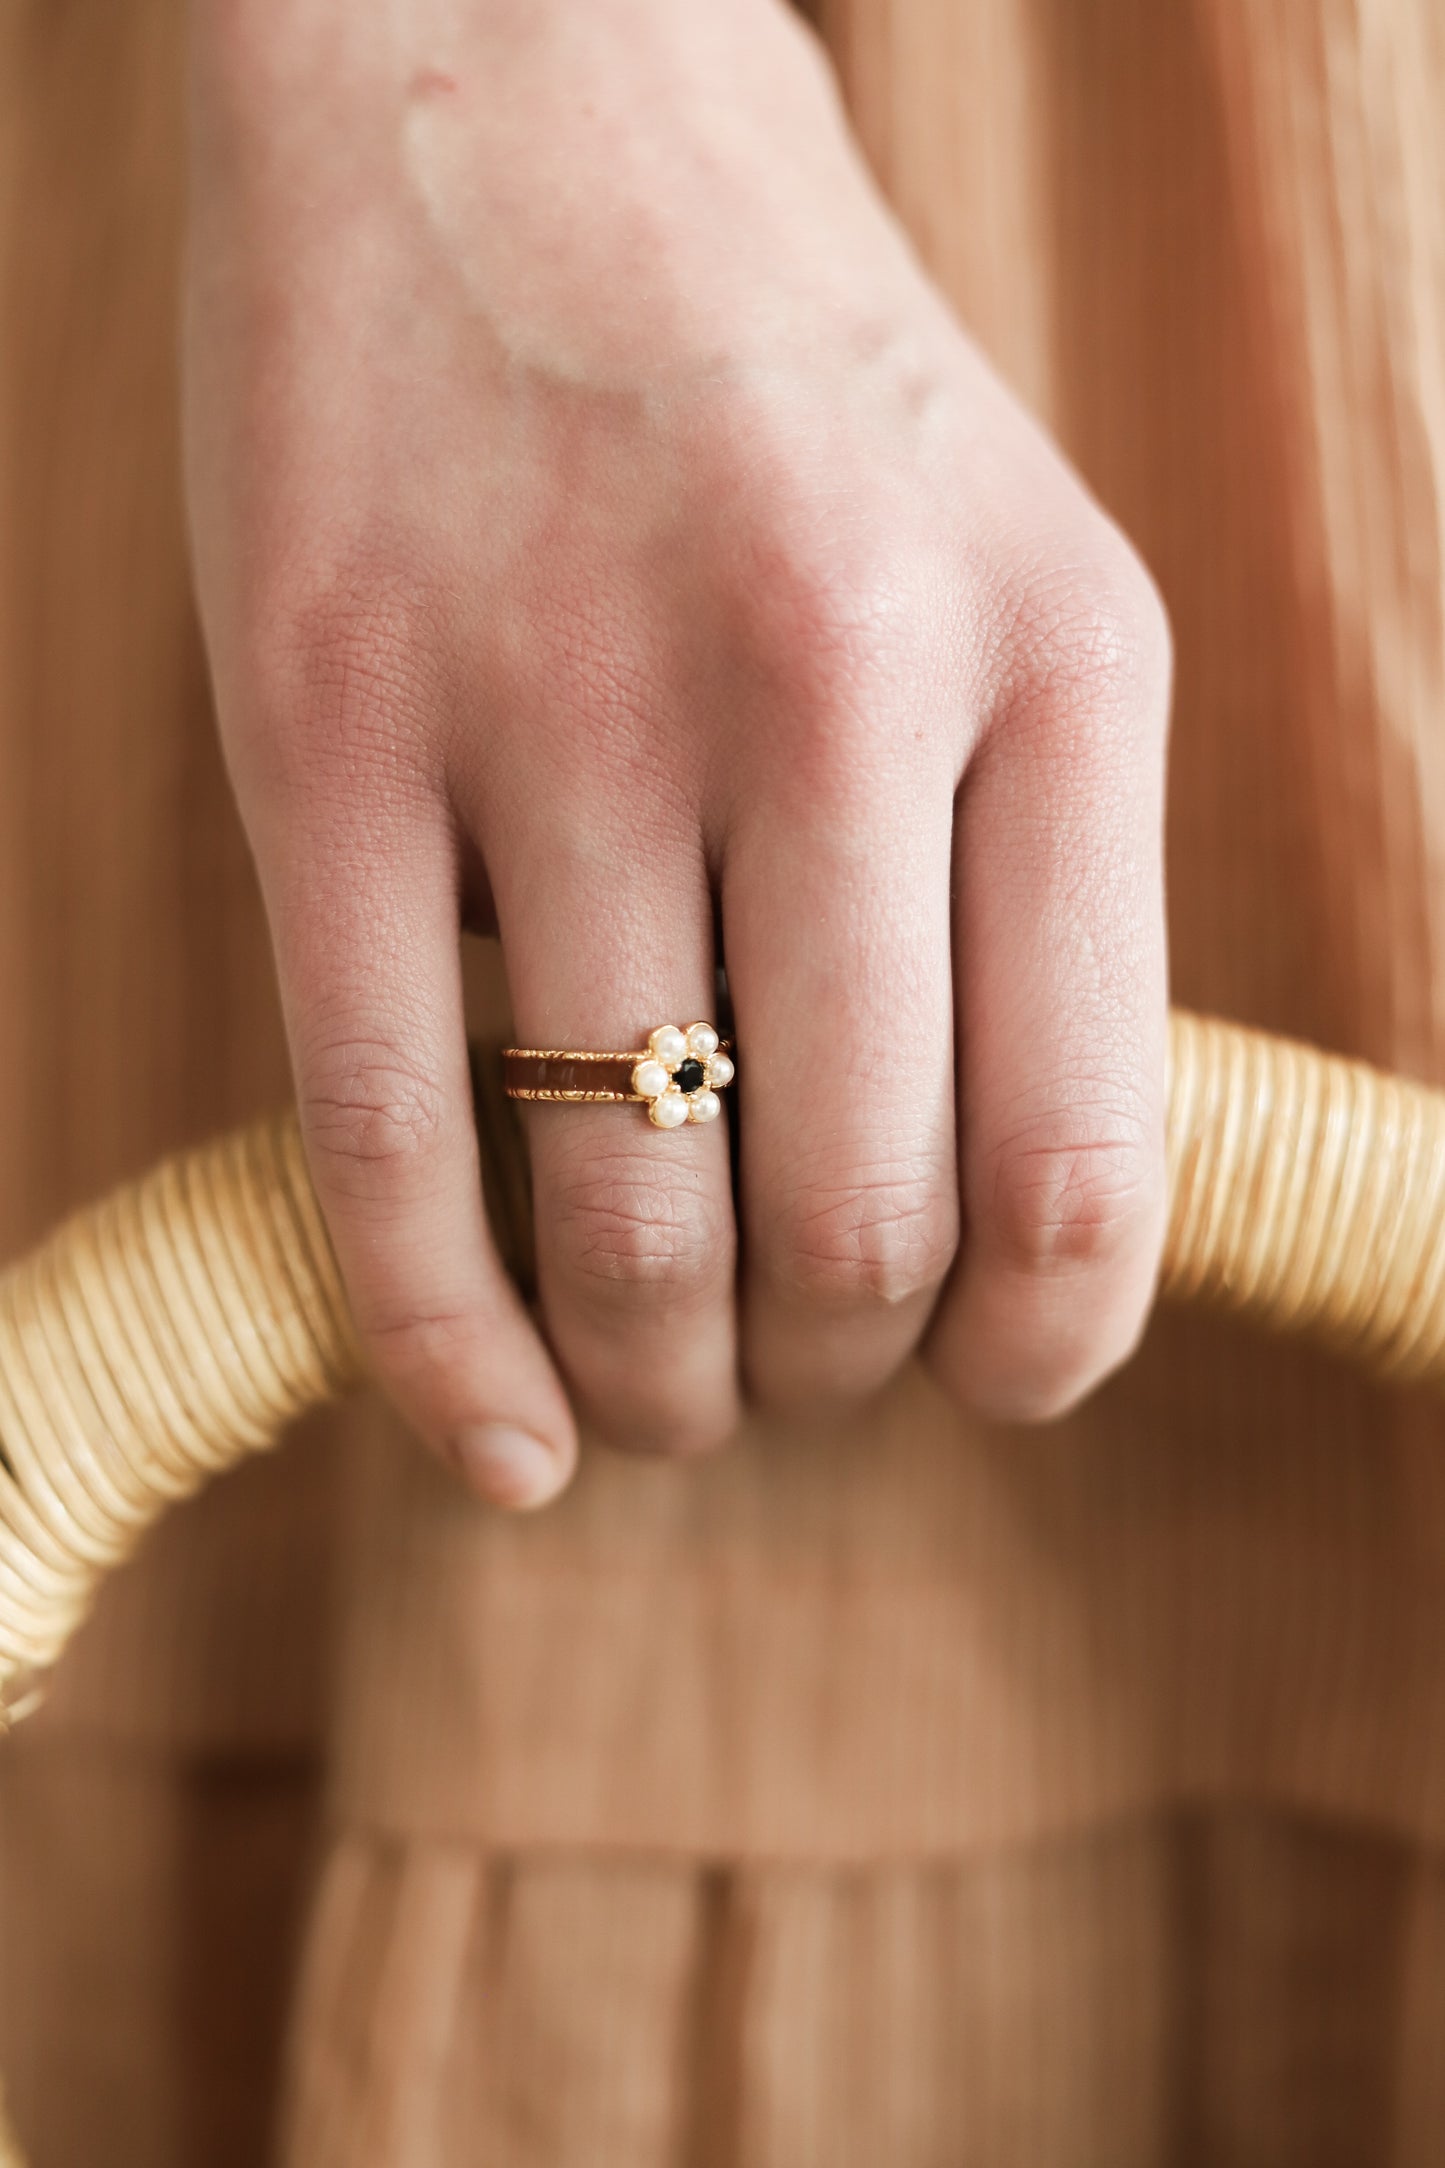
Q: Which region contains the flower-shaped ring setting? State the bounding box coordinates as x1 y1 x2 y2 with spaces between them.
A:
502 1022 735 1129
630 1023 735 1129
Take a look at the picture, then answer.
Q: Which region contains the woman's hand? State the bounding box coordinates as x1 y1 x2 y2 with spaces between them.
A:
183 0 1171 1509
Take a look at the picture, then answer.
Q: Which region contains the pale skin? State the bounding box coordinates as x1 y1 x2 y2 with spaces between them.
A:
184 0 1172 1510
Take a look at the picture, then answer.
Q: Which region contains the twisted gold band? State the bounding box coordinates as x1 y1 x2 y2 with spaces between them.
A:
505 1087 637 1104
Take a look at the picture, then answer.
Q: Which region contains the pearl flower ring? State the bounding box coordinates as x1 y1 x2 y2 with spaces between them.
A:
502 1021 735 1130
631 1022 735 1129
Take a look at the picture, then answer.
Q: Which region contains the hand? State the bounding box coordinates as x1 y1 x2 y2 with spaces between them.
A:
183 0 1171 1508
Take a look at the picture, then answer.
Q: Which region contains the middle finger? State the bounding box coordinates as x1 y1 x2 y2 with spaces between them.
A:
728 766 958 1408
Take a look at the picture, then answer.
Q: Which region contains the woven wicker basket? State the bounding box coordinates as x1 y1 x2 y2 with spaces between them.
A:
0 1009 1443 2157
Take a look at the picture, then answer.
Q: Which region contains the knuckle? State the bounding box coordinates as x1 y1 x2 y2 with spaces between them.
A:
760 541 903 687
525 589 666 745
245 562 445 801
1010 537 1172 723
300 1038 449 1195
771 1164 957 1308
983 1104 1163 1280
738 521 929 788
549 1148 733 1307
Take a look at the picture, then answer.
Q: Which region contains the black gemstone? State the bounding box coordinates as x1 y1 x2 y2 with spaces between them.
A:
673 1058 706 1095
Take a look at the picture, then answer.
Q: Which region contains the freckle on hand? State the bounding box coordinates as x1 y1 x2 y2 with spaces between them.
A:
409 67 460 99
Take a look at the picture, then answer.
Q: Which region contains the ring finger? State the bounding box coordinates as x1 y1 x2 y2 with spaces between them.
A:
486 798 739 1456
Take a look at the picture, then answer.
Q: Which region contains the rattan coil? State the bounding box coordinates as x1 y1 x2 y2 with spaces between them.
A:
0 1112 360 1721
0 2085 23 2168
1160 1012 1445 1381
1 1011 1445 1735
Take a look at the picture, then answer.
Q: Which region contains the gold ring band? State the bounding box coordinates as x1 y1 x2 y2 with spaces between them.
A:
503 1022 735 1128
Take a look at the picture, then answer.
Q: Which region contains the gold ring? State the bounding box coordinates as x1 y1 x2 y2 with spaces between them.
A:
503 1021 736 1129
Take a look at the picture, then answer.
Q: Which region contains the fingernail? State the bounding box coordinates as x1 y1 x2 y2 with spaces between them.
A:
454 1424 562 1510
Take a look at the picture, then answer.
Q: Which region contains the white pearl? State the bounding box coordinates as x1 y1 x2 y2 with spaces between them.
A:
707 1052 734 1088
632 1059 671 1099
650 1092 690 1128
686 1022 719 1058
650 1025 687 1066
688 1091 721 1124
